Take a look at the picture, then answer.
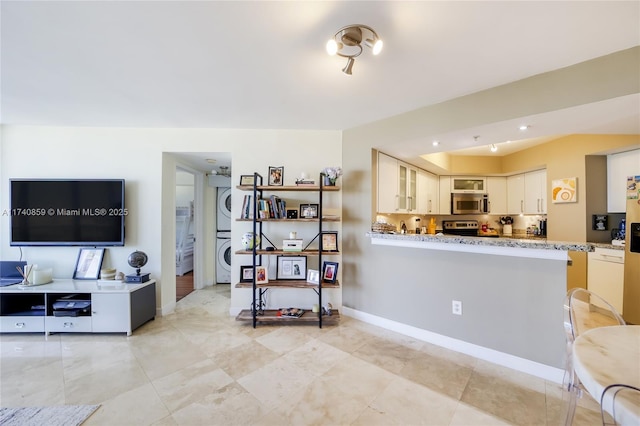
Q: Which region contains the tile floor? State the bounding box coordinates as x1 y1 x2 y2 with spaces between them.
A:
0 285 605 425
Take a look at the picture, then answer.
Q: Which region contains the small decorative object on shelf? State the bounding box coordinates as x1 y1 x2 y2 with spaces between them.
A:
241 232 261 250
321 166 343 186
126 250 150 283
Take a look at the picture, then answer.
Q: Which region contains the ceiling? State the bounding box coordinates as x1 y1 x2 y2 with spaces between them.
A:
2 1 639 172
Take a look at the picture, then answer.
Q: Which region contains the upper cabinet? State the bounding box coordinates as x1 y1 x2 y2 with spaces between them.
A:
507 174 525 215
451 177 486 193
524 169 547 214
439 176 451 215
377 152 418 213
507 170 547 215
486 177 507 215
608 149 640 213
417 169 439 214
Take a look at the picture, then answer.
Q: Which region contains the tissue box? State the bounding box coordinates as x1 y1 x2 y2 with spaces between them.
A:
282 239 303 252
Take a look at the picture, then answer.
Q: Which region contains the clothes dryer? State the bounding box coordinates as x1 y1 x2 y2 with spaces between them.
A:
216 231 231 283
217 187 231 231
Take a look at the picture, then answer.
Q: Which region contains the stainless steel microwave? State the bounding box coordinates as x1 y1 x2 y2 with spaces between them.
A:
452 193 489 215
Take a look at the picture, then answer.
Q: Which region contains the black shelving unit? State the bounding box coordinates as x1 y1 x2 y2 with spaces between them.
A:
235 172 340 328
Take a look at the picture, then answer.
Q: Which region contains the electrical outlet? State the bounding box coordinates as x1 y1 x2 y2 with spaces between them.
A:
452 300 462 315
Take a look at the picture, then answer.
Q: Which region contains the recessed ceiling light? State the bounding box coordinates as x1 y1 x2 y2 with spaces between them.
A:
432 141 439 146
206 158 217 164
519 125 530 131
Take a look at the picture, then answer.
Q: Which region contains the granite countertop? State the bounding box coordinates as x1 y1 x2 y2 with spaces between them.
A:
367 232 594 252
590 242 625 251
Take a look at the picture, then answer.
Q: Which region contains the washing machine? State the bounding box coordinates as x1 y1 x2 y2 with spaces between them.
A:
216 231 231 283
217 187 231 231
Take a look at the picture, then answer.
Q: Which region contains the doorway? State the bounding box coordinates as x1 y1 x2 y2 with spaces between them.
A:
176 169 195 300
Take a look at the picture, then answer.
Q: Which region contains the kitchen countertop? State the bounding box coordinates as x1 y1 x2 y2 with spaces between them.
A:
590 242 626 251
367 232 594 260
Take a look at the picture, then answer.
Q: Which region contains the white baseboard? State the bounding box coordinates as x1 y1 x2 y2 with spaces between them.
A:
342 306 564 384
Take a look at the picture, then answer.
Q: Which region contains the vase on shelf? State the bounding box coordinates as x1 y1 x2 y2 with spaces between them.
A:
324 176 336 186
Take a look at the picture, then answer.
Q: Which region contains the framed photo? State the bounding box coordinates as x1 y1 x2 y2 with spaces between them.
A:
268 166 284 186
321 231 339 252
255 266 268 284
322 261 339 284
551 177 577 203
240 265 254 282
306 269 320 285
73 248 105 280
240 175 255 186
276 255 307 280
299 203 319 219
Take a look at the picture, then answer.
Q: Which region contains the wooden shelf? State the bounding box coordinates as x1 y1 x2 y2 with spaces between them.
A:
237 185 340 192
235 309 340 325
236 217 340 222
235 249 340 256
235 279 340 289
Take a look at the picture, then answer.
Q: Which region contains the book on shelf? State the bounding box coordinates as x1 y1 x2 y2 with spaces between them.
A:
295 179 316 186
277 307 305 318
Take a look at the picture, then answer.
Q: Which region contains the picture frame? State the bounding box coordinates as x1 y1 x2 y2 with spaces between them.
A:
276 255 307 280
551 177 578 203
255 265 268 284
268 166 284 186
240 265 254 282
73 248 105 280
322 261 339 284
286 209 298 219
240 175 255 186
306 269 320 285
321 231 339 252
299 203 319 219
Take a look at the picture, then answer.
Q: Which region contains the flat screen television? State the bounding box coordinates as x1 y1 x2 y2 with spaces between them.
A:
10 179 126 246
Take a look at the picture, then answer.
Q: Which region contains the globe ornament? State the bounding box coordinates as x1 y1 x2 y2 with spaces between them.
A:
128 250 148 276
241 232 260 250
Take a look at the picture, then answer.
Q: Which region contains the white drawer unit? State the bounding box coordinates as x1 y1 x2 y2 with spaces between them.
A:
0 280 156 335
588 248 625 314
45 316 92 333
0 316 45 333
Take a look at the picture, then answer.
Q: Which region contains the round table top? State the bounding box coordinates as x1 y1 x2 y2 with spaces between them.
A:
573 325 640 425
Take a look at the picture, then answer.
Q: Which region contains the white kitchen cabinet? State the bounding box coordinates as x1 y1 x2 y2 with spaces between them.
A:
487 176 507 215
524 169 547 214
377 152 399 213
507 174 525 215
588 248 625 314
418 170 439 214
439 176 451 215
607 149 640 213
377 152 418 213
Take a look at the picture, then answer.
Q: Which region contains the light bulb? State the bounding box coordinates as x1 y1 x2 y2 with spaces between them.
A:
372 39 383 55
490 144 498 152
326 39 338 56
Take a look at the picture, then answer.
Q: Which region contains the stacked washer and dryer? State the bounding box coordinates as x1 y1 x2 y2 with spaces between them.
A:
216 186 232 283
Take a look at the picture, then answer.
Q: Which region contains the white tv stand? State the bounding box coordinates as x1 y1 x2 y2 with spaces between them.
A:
0 279 156 336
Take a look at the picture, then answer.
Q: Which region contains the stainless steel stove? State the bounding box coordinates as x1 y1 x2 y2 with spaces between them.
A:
442 220 479 236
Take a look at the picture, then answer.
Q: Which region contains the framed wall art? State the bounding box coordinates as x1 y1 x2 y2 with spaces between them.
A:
321 231 339 252
240 265 254 282
268 166 284 186
322 261 339 284
552 177 577 203
299 203 319 219
239 175 255 186
73 248 105 280
276 256 307 280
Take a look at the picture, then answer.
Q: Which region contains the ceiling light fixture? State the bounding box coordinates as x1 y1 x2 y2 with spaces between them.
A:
519 125 530 131
432 141 439 147
326 24 382 75
490 144 498 152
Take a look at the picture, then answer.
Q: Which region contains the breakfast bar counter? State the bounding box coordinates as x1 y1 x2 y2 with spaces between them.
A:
367 232 592 260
